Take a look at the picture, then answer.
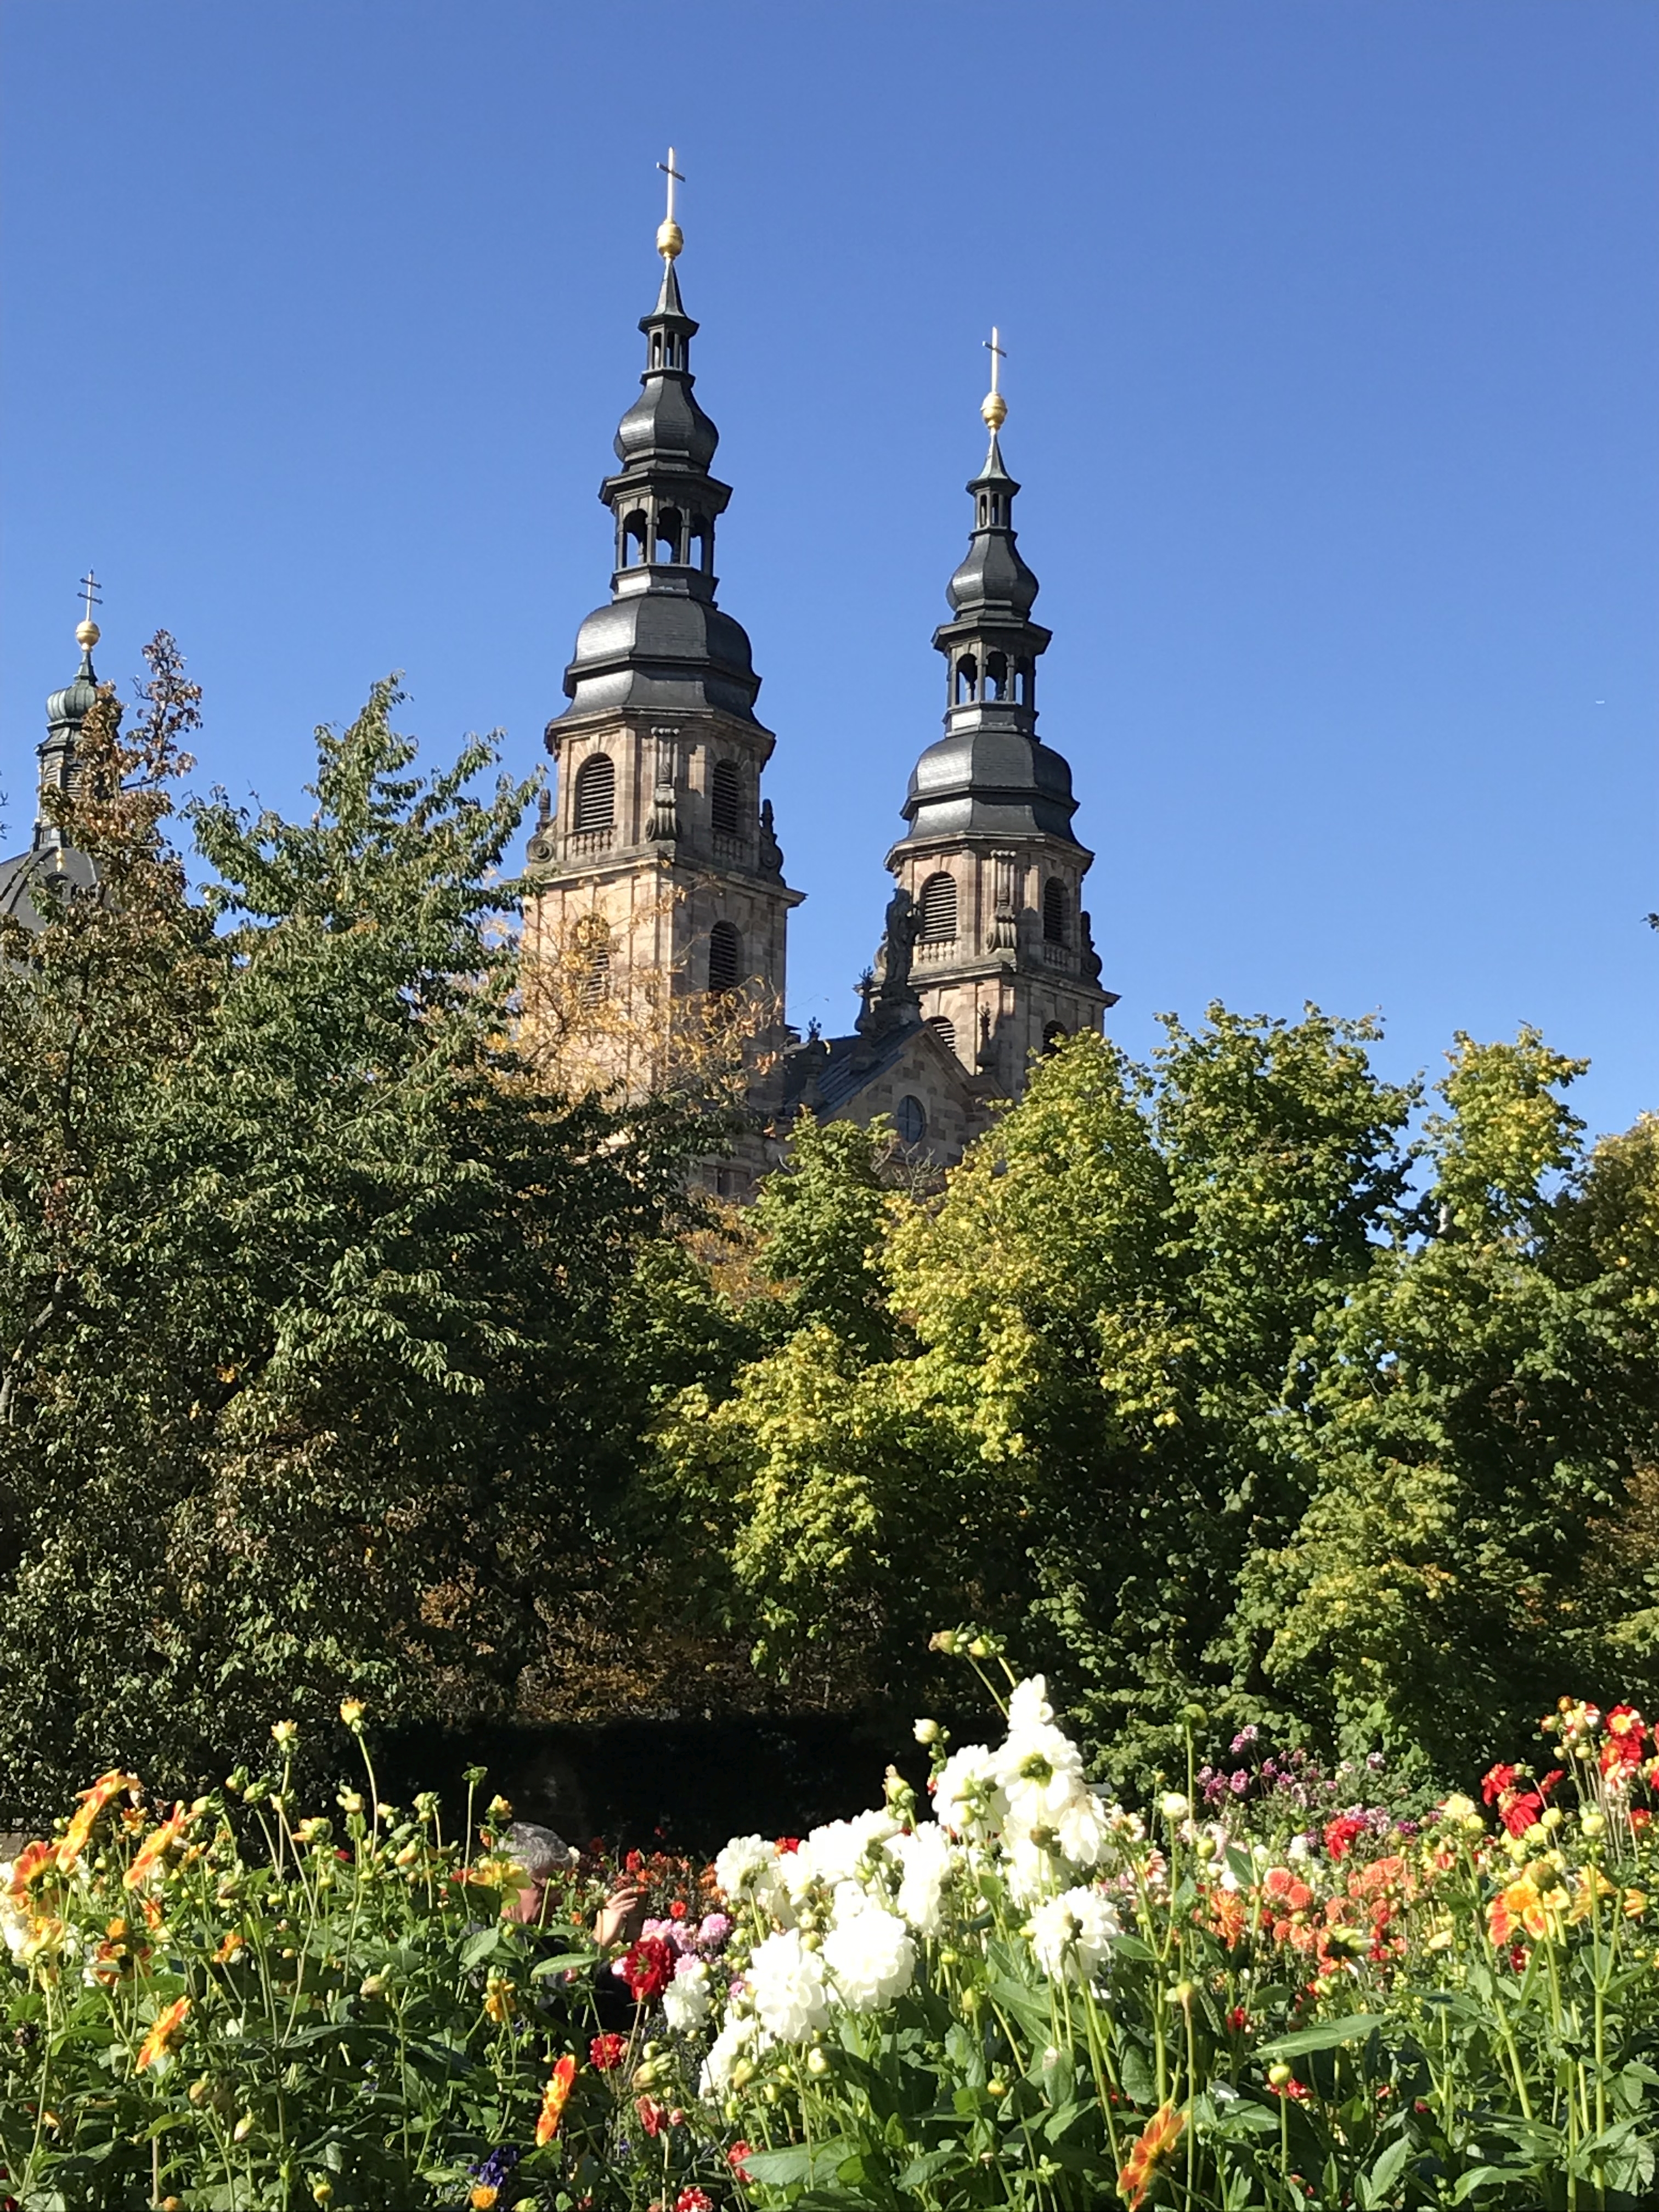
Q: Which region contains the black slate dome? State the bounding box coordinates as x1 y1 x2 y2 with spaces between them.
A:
550 249 765 732
563 590 760 722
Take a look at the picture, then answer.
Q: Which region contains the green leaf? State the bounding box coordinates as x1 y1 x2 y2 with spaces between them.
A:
458 1927 501 1972
1255 2013 1388 2060
738 2140 858 2187
1358 2133 1415 2207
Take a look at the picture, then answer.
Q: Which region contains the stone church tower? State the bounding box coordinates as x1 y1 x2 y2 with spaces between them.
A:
523 183 800 1182
882 353 1116 1096
780 353 1115 1165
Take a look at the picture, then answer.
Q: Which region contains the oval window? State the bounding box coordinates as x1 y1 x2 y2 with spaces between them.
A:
895 1094 927 1147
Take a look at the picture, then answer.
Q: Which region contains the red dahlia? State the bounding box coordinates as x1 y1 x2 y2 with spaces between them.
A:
622 1935 674 2006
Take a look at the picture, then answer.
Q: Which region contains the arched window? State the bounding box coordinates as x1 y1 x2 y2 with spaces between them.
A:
572 754 616 833
985 650 1008 701
691 516 713 571
655 507 684 563
955 654 979 705
894 1094 928 1147
1015 658 1034 707
577 917 611 1005
926 1014 957 1055
710 759 743 837
1042 877 1069 945
623 510 648 566
707 919 742 995
918 872 957 943
1042 1023 1069 1054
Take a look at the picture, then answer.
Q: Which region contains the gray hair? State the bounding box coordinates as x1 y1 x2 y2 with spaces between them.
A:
505 1820 577 1880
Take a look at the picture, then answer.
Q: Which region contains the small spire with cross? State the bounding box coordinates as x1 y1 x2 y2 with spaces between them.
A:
76 568 101 653
981 327 1008 435
656 146 685 262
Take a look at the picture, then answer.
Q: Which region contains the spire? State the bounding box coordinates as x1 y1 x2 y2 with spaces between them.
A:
37 571 103 848
554 151 764 728
891 340 1080 848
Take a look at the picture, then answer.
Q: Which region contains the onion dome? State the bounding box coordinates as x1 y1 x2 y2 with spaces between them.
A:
892 364 1080 848
554 193 764 729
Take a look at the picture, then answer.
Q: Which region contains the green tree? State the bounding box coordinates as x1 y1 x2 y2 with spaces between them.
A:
656 1013 1658 1784
0 657 706 1804
1249 1034 1659 1778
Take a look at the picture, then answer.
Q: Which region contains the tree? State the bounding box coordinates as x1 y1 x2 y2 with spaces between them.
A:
654 1014 1659 1784
0 657 707 1804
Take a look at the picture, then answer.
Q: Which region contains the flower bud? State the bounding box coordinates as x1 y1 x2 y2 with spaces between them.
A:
967 1638 990 1660
1582 1810 1606 1839
1267 2063 1293 2088
338 1699 365 1730
930 1630 960 1655
913 1719 941 1746
987 2079 1008 2099
1169 1980 1195 2008
1160 1793 1191 1823
270 1720 298 1748
806 2046 830 2076
1541 1807 1564 1832
233 2114 256 2143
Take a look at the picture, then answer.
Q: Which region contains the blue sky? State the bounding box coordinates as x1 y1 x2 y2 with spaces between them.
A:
3 2 1655 1137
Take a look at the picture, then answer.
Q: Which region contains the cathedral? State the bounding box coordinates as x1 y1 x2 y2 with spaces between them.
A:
523 184 1115 1186
6 180 1115 1182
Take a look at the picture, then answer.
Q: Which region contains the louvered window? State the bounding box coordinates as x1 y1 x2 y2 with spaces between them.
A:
1043 877 1068 944
918 872 957 943
573 754 616 832
926 1015 957 1054
708 921 741 995
710 759 743 836
580 938 611 1005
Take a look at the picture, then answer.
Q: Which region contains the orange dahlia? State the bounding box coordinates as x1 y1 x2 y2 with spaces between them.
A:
136 1996 190 2071
534 2053 578 2146
1117 2102 1186 2209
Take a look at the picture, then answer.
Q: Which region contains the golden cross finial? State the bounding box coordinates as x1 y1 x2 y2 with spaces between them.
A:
981 328 1008 433
656 147 685 261
76 568 101 651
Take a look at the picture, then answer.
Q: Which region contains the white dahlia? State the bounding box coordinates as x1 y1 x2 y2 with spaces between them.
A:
1026 1884 1122 1986
747 1927 831 2042
823 1893 916 2012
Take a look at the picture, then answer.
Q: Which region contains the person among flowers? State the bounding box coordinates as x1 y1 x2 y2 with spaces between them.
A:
500 1820 647 2032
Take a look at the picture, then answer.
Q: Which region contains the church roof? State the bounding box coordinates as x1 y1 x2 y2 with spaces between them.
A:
553 221 765 731
1 617 104 933
780 1011 979 1121
891 394 1082 853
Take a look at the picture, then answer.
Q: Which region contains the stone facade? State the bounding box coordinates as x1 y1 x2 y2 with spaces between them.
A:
526 221 1113 1179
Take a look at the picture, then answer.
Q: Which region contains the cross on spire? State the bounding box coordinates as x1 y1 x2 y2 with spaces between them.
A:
79 569 101 624
658 147 684 225
980 326 1009 435
983 326 1006 394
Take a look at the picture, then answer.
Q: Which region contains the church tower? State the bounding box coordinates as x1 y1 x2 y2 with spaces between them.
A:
524 160 800 1170
0 580 105 934
882 339 1116 1094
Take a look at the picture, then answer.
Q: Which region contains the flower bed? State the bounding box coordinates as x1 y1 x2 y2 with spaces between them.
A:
3 1661 1657 2208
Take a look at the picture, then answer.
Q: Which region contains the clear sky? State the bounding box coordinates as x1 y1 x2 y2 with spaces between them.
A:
3 2 1655 1138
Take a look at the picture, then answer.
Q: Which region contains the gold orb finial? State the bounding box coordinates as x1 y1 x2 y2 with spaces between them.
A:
656 147 685 262
981 325 1008 436
76 568 102 652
